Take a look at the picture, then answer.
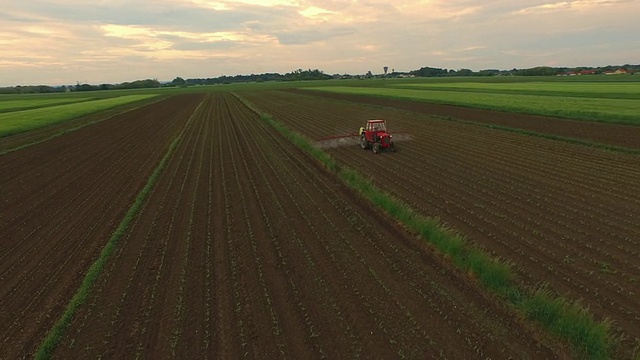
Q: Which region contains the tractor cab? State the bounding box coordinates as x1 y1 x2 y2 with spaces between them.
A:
359 120 387 138
366 120 386 133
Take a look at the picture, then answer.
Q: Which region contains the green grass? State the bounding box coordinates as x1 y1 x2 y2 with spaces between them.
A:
394 81 640 99
310 86 640 125
0 98 94 113
238 93 615 359
0 95 158 137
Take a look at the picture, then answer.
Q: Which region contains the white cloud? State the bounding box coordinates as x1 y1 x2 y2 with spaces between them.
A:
299 6 336 19
513 0 631 14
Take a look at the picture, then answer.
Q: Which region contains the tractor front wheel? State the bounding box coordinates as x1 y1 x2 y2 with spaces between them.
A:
389 142 396 152
372 143 380 154
360 135 369 150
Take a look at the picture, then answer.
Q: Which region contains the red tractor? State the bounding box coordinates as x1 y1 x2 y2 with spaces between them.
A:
359 119 395 154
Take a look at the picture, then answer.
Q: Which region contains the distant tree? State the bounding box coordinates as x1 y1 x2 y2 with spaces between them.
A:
76 83 98 91
410 66 448 77
383 66 388 75
513 66 558 76
172 77 187 86
283 69 331 81
477 69 500 76
456 68 474 76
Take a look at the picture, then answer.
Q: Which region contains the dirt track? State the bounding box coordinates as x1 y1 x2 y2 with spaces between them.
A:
0 94 204 357
242 89 640 356
47 93 562 358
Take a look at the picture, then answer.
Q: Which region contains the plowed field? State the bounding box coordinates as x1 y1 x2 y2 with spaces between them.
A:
241 90 640 353
36 94 561 358
0 94 204 357
293 89 640 149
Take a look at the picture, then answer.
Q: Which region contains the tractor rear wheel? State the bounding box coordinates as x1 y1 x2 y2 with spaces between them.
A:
372 143 380 154
360 135 369 150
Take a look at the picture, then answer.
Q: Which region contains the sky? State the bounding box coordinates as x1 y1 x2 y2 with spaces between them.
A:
1 0 639 86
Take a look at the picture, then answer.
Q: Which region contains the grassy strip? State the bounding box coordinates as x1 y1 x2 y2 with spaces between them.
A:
393 81 640 100
34 98 205 359
0 96 166 156
424 114 640 155
0 123 98 157
0 97 94 113
310 86 640 125
237 94 615 359
484 123 640 155
0 94 157 138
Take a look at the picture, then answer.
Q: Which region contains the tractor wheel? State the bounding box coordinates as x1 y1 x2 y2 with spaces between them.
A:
389 142 396 152
372 143 380 154
360 135 369 150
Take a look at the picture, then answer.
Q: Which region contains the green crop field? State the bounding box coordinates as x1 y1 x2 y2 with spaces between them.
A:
0 94 158 138
392 81 640 99
311 83 640 125
0 98 94 113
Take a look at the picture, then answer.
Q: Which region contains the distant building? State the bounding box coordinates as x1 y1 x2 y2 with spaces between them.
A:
604 68 628 75
560 69 596 76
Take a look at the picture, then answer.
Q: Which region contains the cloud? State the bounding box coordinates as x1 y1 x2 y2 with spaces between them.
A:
299 6 336 19
96 23 276 60
274 27 355 45
458 46 487 52
513 0 632 14
1 0 639 85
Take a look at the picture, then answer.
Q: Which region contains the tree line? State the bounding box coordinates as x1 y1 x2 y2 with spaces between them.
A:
408 64 638 77
0 79 161 94
173 68 332 86
2 64 637 94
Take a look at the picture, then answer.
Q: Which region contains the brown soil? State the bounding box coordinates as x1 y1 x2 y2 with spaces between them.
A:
0 96 166 154
290 88 640 150
0 94 204 358
50 93 564 359
242 89 640 358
